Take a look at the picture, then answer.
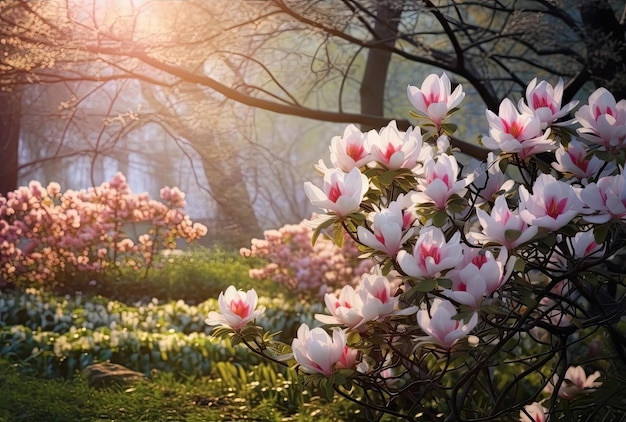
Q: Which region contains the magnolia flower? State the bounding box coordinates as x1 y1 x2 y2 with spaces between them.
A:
467 152 516 205
205 286 266 331
544 366 602 400
407 72 465 128
519 78 578 128
443 247 515 308
357 196 415 257
292 324 353 376
316 284 366 329
329 124 372 171
417 298 478 349
581 172 626 223
519 402 549 422
552 138 609 179
366 120 427 170
576 87 626 150
316 268 414 329
518 173 585 230
304 167 369 217
475 195 539 249
568 230 604 259
482 98 554 158
397 226 463 279
412 153 469 210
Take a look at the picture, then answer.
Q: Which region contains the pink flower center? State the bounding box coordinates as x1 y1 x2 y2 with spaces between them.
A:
328 183 342 203
568 150 589 172
457 281 467 292
229 299 250 318
374 287 389 303
594 105 616 120
471 254 488 268
503 120 524 139
546 197 568 218
424 91 442 107
383 143 399 163
346 143 365 161
532 93 556 112
420 243 441 265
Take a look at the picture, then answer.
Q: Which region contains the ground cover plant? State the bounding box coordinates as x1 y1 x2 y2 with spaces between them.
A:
209 74 626 421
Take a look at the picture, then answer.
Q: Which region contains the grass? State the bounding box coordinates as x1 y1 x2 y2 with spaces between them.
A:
0 247 366 421
0 360 362 422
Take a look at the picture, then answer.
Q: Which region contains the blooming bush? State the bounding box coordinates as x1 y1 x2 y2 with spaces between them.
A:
209 73 626 420
241 217 372 296
0 173 207 290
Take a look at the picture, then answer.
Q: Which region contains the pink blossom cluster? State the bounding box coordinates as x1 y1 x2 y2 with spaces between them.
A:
0 172 207 286
240 217 372 295
210 73 625 420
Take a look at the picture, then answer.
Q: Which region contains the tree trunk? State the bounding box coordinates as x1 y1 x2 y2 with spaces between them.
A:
0 88 21 197
141 84 263 247
359 1 405 131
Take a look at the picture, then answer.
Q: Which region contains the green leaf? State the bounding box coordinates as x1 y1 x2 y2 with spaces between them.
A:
594 224 609 244
504 229 521 244
413 278 438 292
431 211 448 227
311 216 336 245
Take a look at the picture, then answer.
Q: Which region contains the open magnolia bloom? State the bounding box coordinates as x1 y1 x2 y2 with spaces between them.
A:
291 324 357 376
303 167 369 217
407 72 465 129
416 298 478 349
205 286 266 331
543 366 602 400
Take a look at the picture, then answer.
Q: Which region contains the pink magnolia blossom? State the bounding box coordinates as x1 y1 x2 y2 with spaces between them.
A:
519 173 585 230
366 120 427 170
329 124 373 171
475 195 539 249
576 87 626 150
581 172 626 223
417 298 478 349
519 78 578 128
292 324 353 376
407 72 465 128
316 268 414 329
357 196 416 257
520 402 549 422
304 167 369 217
316 284 366 329
543 365 602 400
568 230 604 259
482 98 554 158
205 286 266 331
397 226 463 279
467 152 516 206
412 153 469 210
552 138 610 179
443 247 515 308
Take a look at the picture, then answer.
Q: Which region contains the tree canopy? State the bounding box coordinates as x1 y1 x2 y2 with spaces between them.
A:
1 0 625 244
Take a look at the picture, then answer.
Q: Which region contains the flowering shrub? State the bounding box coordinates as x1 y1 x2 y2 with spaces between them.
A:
210 73 626 421
0 173 207 290
240 217 372 296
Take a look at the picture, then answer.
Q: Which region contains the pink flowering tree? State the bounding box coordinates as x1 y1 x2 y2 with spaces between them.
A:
0 173 207 290
240 217 372 297
209 74 626 421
